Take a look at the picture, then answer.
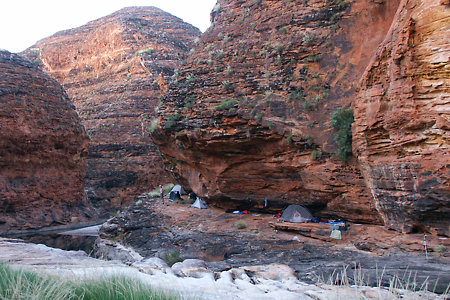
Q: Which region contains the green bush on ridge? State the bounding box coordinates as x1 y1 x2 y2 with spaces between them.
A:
330 108 354 162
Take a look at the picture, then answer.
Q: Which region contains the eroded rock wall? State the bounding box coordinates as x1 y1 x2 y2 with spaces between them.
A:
353 0 450 234
152 0 402 223
22 7 201 211
0 51 90 232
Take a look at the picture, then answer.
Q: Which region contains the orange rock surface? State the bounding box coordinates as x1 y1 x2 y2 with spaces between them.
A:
22 7 201 211
353 0 450 235
152 0 403 224
0 51 91 233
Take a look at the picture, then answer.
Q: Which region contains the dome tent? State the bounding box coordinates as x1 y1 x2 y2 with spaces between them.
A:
280 204 312 223
191 198 207 209
170 184 187 195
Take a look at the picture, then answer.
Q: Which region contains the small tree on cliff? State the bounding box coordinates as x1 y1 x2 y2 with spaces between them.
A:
330 108 354 163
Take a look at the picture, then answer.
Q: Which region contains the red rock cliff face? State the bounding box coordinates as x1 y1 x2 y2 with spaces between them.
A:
152 0 402 223
353 0 449 235
23 7 201 211
0 51 90 233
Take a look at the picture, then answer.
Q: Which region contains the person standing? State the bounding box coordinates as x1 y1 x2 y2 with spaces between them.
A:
160 185 164 201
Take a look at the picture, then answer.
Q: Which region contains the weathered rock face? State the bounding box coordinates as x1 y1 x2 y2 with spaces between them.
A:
152 0 403 223
0 50 90 233
22 7 201 211
353 0 450 235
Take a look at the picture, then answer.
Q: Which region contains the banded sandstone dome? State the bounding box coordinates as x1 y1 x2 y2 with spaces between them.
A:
153 0 449 234
354 0 450 234
23 7 201 211
0 50 90 233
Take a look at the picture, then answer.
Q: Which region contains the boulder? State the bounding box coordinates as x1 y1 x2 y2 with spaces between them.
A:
132 257 172 275
171 259 213 279
240 263 298 281
94 238 143 264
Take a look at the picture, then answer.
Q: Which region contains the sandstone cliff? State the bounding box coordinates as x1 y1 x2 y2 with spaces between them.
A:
152 0 404 224
0 50 90 233
23 7 201 211
353 0 450 234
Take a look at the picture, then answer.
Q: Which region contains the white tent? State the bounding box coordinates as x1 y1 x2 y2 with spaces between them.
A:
170 184 187 195
280 204 312 223
191 198 207 209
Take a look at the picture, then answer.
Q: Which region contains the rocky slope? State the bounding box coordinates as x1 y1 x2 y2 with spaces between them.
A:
3 237 446 299
22 7 201 211
96 197 450 294
0 50 91 233
152 0 404 224
353 0 450 234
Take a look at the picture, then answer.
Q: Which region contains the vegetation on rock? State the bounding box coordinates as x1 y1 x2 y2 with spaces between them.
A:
331 108 354 162
0 263 180 300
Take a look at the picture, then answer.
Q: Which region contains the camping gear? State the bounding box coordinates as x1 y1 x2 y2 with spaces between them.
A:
170 185 187 195
189 191 197 200
280 204 312 223
191 197 207 209
330 230 342 240
169 191 182 201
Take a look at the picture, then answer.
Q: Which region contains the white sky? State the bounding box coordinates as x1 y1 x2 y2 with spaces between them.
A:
0 0 217 53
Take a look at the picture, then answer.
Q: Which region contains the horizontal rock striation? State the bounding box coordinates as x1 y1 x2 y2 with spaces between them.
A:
152 0 403 223
353 0 450 235
0 50 91 233
22 7 201 211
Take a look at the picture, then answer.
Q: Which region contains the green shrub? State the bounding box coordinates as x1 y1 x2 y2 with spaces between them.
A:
279 26 288 34
216 50 225 59
221 80 234 92
305 54 320 62
163 183 175 193
149 118 158 134
286 134 293 144
303 101 316 111
226 65 233 75
135 48 154 56
289 88 306 101
335 0 350 10
165 113 181 130
310 150 322 160
162 250 183 267
434 245 447 253
302 32 316 46
330 108 354 162
185 73 197 84
255 112 264 122
274 44 283 54
147 188 161 198
235 221 247 230
215 99 238 111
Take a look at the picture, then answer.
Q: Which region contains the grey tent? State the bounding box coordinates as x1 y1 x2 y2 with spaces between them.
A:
191 197 207 209
171 184 187 195
280 204 312 223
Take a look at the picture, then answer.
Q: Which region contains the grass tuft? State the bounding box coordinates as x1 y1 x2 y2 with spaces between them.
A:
0 263 182 300
234 221 247 230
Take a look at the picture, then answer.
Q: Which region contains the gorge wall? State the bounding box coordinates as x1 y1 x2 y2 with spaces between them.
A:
23 7 201 211
152 0 449 234
354 0 449 234
0 51 91 233
152 0 403 224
